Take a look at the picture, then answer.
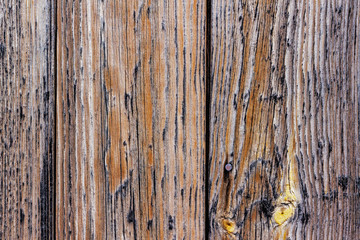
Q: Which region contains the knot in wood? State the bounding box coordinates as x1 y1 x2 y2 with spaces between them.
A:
221 219 235 233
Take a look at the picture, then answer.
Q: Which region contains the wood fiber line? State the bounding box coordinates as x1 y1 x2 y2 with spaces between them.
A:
209 0 360 239
0 0 56 239
56 0 206 239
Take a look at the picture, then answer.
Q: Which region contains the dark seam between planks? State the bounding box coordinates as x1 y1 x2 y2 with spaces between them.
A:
205 0 212 239
53 0 57 238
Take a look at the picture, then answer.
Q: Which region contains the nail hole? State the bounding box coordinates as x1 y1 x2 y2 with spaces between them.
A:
225 163 233 172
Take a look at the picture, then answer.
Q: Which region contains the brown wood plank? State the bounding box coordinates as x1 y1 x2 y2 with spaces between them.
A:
56 0 206 239
209 0 360 239
0 0 55 239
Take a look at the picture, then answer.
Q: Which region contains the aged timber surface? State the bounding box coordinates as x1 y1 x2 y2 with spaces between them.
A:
56 0 206 239
1 0 359 239
209 0 360 239
0 0 55 239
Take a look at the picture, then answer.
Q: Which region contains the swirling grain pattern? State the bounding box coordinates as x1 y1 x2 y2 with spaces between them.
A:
209 0 360 239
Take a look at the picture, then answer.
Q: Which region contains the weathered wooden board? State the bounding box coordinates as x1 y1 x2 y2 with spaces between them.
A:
0 0 55 239
209 0 360 239
2 0 359 239
56 0 206 239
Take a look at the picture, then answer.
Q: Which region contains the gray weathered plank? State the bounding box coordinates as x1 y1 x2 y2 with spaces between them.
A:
0 0 55 239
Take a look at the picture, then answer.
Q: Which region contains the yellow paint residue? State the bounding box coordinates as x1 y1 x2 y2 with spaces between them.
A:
273 182 298 226
273 186 296 226
222 219 236 233
273 161 298 226
273 132 300 227
273 204 295 225
283 184 296 203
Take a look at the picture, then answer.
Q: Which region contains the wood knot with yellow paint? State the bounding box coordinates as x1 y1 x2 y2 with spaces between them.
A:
221 219 236 234
273 204 295 225
273 184 297 226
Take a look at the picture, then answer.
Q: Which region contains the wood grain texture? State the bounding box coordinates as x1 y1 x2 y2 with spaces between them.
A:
209 0 360 239
56 0 206 239
0 0 55 239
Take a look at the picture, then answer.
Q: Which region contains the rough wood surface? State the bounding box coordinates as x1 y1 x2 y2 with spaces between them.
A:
56 0 206 239
0 0 55 239
2 0 360 239
209 0 360 239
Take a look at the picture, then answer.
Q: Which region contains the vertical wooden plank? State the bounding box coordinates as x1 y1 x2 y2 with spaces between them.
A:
209 0 360 239
0 0 55 239
56 0 206 239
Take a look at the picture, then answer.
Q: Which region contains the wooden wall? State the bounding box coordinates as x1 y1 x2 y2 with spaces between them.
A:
0 0 359 239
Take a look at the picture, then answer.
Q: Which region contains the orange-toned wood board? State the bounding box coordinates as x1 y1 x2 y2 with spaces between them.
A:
56 0 206 239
